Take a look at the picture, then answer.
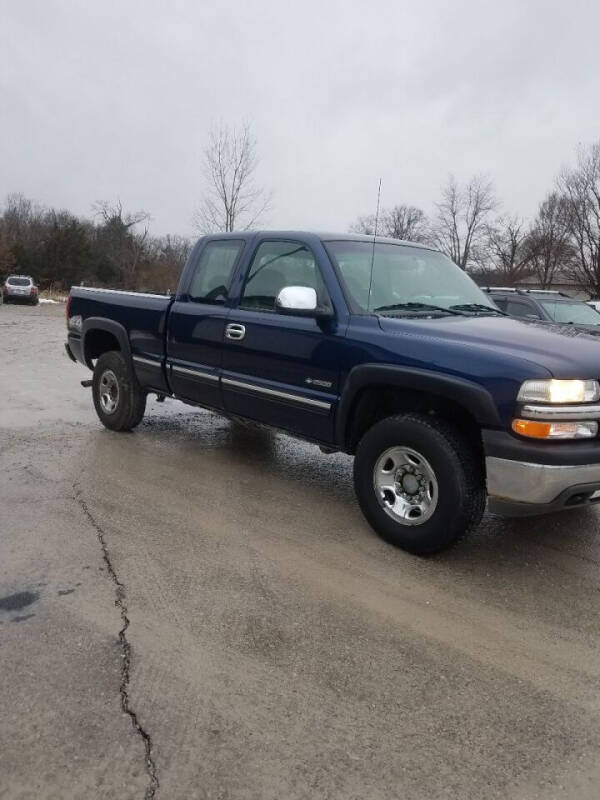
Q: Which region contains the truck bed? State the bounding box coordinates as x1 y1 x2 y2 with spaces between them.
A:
68 287 173 392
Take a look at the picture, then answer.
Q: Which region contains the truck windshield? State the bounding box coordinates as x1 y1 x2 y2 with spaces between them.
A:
539 299 600 326
325 241 496 315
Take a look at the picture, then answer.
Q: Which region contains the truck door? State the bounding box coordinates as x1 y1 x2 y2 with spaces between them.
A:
166 238 245 409
221 238 341 442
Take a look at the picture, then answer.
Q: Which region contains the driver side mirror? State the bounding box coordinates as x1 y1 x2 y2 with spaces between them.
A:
275 286 334 319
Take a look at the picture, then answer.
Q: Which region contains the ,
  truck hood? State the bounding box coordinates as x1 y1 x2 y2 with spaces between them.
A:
376 314 600 379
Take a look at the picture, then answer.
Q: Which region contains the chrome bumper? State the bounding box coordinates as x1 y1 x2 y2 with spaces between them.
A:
486 456 600 509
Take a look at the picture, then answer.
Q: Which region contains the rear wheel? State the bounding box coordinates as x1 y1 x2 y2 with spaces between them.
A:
92 351 146 431
353 413 485 555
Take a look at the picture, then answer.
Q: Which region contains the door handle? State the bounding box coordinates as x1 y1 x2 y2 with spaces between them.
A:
225 323 246 341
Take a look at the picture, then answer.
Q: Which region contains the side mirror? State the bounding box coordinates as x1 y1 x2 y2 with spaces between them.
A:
275 286 333 319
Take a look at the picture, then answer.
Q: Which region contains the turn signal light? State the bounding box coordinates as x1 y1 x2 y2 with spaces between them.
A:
512 418 598 440
512 419 551 438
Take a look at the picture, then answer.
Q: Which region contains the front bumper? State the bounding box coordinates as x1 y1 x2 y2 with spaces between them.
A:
486 456 600 516
484 429 600 516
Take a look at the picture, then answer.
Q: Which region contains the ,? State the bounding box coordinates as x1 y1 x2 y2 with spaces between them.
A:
484 287 600 334
2 274 39 305
64 231 600 555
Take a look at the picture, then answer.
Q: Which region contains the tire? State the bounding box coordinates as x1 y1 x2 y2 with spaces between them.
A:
353 413 485 555
92 351 146 432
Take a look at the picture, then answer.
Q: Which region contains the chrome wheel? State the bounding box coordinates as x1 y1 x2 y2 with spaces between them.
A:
373 446 438 526
99 369 120 415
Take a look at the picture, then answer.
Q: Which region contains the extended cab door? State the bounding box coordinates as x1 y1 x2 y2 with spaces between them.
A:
166 238 245 408
221 238 342 442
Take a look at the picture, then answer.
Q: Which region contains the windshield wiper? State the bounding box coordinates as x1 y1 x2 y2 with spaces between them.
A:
450 303 507 316
374 302 464 316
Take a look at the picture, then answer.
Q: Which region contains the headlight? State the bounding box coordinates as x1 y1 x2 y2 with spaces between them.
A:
517 379 600 404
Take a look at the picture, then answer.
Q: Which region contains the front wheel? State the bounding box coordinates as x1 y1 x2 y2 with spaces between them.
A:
92 351 146 431
353 413 485 555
